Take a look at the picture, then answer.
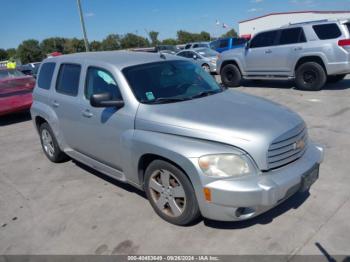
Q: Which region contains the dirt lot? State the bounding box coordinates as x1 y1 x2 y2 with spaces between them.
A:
1 77 350 256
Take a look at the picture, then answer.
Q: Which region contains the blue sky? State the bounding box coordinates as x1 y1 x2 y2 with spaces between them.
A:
1 0 350 49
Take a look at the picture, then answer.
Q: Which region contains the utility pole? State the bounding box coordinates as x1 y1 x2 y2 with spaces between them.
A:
77 0 89 52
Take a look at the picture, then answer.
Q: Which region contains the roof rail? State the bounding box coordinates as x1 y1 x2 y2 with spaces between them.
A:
287 19 330 26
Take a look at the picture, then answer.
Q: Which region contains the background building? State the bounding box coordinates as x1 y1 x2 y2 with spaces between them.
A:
239 11 350 36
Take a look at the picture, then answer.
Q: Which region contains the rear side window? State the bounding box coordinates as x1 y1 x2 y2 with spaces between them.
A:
219 39 229 48
313 24 342 40
346 23 350 34
56 64 81 96
37 63 55 90
279 28 306 45
250 30 279 48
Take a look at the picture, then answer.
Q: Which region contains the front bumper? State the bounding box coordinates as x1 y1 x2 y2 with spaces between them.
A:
194 143 324 221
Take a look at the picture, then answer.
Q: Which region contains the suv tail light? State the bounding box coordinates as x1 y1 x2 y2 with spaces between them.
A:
338 39 350 46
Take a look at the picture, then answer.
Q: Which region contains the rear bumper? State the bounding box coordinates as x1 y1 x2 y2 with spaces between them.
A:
195 143 324 221
327 61 350 75
0 95 32 116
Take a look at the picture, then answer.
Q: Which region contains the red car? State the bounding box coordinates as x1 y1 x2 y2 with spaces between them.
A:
0 69 36 116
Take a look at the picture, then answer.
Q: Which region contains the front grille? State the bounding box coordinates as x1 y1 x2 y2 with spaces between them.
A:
267 124 308 170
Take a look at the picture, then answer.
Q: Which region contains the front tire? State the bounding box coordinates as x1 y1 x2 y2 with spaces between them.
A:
327 74 346 83
202 64 210 73
220 64 242 87
144 160 200 226
295 62 326 91
39 122 68 163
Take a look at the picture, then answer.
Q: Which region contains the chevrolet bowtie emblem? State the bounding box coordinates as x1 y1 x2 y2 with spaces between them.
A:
294 139 305 150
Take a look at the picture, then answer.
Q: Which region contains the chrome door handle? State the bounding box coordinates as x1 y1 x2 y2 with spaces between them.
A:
52 101 59 108
294 47 303 51
265 49 272 54
82 109 93 118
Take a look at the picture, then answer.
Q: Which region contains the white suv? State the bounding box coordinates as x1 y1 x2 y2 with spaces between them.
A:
217 19 350 90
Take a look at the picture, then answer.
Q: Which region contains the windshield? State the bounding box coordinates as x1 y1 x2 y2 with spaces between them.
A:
0 69 25 79
196 48 218 57
123 60 222 104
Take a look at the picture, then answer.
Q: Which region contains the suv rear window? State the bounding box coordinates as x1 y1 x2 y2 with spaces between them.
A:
313 23 342 40
279 27 306 45
56 64 81 96
38 63 55 90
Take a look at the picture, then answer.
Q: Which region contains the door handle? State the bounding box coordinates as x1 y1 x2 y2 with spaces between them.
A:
294 47 303 51
82 109 93 118
265 49 272 54
52 101 59 108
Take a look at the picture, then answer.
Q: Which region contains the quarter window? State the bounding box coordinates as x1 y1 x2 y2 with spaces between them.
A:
250 30 278 48
85 67 122 100
37 63 55 90
313 23 342 40
279 28 306 45
56 64 81 96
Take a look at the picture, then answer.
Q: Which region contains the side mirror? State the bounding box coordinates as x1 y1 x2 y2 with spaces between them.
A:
90 93 124 108
245 42 250 50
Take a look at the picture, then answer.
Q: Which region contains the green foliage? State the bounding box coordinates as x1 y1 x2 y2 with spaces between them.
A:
177 30 211 44
161 38 178 45
40 37 67 54
148 31 159 46
0 49 7 60
221 29 238 38
101 34 121 50
63 38 85 54
90 40 102 51
6 48 17 59
17 39 44 64
120 33 150 49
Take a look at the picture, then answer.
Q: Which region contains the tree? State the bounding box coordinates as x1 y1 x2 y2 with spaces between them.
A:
199 31 211 41
90 40 102 51
148 31 159 46
40 37 66 54
17 39 43 64
120 33 150 49
161 38 178 45
101 34 121 51
6 48 17 59
221 29 238 38
0 49 7 60
63 38 85 54
177 30 211 44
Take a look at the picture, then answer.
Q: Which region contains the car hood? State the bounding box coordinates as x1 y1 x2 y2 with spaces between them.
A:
135 90 304 170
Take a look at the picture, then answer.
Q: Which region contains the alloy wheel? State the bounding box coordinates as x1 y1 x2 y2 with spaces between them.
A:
41 129 55 157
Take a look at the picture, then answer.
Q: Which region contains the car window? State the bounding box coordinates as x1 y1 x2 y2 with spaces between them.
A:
196 48 218 57
177 51 187 58
345 23 350 34
0 70 9 79
313 23 342 40
278 27 306 45
235 38 247 45
38 62 56 90
219 39 229 48
250 30 278 48
56 64 81 96
85 67 122 100
122 60 222 104
192 44 199 48
210 40 219 49
185 44 192 49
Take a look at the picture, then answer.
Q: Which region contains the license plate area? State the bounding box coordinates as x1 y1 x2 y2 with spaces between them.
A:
300 164 319 192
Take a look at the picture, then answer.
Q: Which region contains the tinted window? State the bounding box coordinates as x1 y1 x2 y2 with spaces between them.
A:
122 61 222 103
235 38 247 45
177 51 188 58
250 30 278 48
85 67 122 100
279 28 306 45
185 44 192 49
219 39 229 48
56 64 81 96
346 23 350 34
313 23 342 40
38 63 55 90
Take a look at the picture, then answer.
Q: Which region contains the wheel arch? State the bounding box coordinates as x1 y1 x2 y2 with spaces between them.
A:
294 56 327 75
220 60 243 75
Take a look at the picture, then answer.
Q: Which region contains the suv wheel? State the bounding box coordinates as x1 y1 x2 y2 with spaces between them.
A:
39 122 68 163
144 160 200 226
221 64 242 87
295 62 326 91
327 74 346 83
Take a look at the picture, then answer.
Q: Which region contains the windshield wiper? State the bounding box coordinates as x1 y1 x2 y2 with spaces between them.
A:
142 97 190 104
190 90 221 99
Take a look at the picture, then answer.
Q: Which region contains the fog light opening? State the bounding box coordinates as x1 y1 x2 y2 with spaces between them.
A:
235 207 255 218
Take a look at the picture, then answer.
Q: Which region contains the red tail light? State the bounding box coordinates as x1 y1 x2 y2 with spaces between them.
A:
338 39 350 46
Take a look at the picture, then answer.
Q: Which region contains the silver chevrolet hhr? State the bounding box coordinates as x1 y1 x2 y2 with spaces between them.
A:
31 51 324 225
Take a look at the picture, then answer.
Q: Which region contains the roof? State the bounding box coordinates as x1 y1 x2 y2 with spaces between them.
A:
43 50 182 69
239 10 350 24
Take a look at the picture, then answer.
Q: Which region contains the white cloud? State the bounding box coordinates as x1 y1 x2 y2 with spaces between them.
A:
248 8 262 12
289 0 316 6
251 0 264 3
85 12 95 17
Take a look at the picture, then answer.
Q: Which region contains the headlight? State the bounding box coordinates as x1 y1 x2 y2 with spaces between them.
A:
198 154 253 178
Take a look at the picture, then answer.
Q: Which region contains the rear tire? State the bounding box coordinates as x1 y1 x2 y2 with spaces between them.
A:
327 74 346 83
295 62 326 91
220 64 242 87
39 122 68 163
144 160 201 226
